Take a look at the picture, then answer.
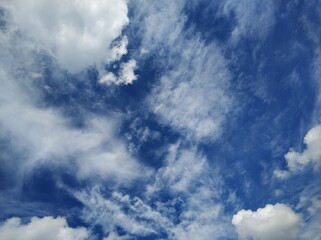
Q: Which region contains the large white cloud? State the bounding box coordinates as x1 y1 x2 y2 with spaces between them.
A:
2 0 129 73
232 203 301 240
0 216 88 240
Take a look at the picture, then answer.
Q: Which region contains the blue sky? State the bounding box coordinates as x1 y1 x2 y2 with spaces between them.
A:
0 1 320 239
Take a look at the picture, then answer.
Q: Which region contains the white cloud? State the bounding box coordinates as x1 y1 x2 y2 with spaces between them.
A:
0 26 149 183
120 59 138 84
0 68 148 182
137 1 233 141
110 36 129 61
275 124 321 178
232 203 301 240
99 59 138 85
2 0 129 73
99 72 118 84
0 216 88 240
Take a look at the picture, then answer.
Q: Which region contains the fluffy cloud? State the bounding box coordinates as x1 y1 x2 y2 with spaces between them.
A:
0 216 88 240
232 203 301 240
275 124 321 178
2 0 129 73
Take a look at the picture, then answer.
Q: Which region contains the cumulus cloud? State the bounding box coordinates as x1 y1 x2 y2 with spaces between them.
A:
1 0 129 73
232 203 301 240
275 124 321 178
0 216 88 240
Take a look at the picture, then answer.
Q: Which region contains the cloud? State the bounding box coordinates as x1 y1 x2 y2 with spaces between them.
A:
136 1 233 141
0 68 148 182
149 44 232 141
0 216 88 240
71 144 234 239
0 23 148 183
220 0 276 43
2 0 129 73
99 59 138 85
232 203 301 240
73 187 171 237
146 143 234 239
275 124 321 178
146 143 208 195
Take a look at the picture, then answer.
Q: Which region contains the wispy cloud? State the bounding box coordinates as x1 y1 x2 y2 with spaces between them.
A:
135 0 233 142
220 0 276 43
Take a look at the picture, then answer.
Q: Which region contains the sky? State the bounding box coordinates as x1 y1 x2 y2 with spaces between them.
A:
0 1 320 240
